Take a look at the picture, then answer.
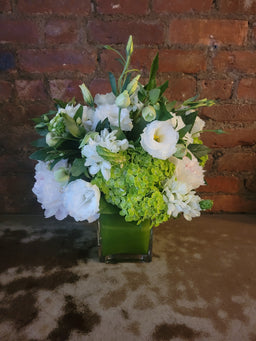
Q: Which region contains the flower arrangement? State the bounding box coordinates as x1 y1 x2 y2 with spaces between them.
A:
31 36 218 229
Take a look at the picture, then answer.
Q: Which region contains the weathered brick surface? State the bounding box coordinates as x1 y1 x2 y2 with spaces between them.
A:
17 0 91 15
169 19 248 46
0 0 255 213
87 20 165 45
19 49 96 73
199 79 233 100
153 0 212 13
96 0 149 15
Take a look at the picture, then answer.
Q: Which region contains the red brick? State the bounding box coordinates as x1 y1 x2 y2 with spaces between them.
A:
19 49 96 73
100 49 125 74
199 79 233 100
219 0 256 14
245 174 256 193
218 152 256 172
25 102 53 121
158 50 207 73
169 19 248 46
0 0 11 12
201 104 256 121
0 80 12 101
49 79 84 102
0 154 34 175
89 79 112 97
164 76 196 101
207 194 256 212
45 19 79 45
198 175 240 193
0 19 39 44
17 0 91 15
153 0 212 13
237 78 256 100
87 20 165 45
0 103 26 126
15 80 48 101
130 49 207 74
213 51 256 74
96 0 149 14
201 129 256 148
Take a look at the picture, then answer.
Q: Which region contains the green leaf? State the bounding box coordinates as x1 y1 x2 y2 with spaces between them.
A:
138 87 147 102
110 127 127 140
95 118 111 132
54 98 67 109
182 112 197 131
108 72 117 96
158 80 169 96
121 73 132 92
62 113 83 138
188 144 211 159
36 127 49 136
145 53 159 90
149 88 161 105
156 101 172 121
31 138 47 148
29 148 51 161
70 158 87 177
173 144 187 159
73 105 83 121
178 124 192 139
166 100 176 112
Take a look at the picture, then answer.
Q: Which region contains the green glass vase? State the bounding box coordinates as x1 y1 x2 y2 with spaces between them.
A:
97 214 153 263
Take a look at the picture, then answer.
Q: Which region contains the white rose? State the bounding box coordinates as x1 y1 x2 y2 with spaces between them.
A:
140 119 179 160
63 179 100 222
170 155 205 190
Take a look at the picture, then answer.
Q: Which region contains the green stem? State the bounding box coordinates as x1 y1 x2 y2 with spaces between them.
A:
118 107 122 129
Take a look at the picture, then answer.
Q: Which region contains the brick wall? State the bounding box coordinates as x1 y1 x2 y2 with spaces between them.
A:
0 0 256 214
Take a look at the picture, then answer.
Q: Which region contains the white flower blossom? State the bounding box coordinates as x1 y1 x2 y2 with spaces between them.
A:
140 119 179 160
170 113 193 144
63 179 100 222
170 155 205 190
81 129 130 180
191 116 205 137
163 177 202 221
92 104 133 131
58 103 81 119
94 92 116 106
32 160 69 220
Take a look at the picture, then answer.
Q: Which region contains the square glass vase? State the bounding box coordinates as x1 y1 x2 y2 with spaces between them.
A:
97 214 153 263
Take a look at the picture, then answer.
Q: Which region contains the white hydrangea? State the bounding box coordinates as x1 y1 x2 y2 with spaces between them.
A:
170 155 205 190
32 160 69 220
81 129 130 180
163 177 202 221
94 92 116 106
140 119 179 160
63 179 100 223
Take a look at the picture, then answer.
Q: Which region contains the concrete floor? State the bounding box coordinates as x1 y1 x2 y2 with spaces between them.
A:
0 213 255 340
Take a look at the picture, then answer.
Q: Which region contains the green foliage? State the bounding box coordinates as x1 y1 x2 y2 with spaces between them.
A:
200 199 213 210
92 147 175 227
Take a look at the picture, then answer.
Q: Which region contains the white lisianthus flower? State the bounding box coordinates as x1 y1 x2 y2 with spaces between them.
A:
191 116 205 137
94 92 116 106
64 179 100 222
81 129 130 180
58 103 81 119
170 155 205 190
163 177 201 221
82 105 95 131
140 119 179 160
32 160 69 220
92 104 133 131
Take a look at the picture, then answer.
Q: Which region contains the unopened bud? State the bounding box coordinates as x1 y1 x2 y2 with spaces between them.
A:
54 168 69 184
126 35 133 56
46 132 58 147
115 90 131 108
142 105 156 122
79 83 94 107
126 75 140 96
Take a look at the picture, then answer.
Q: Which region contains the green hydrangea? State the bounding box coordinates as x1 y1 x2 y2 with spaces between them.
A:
92 147 175 227
48 113 65 136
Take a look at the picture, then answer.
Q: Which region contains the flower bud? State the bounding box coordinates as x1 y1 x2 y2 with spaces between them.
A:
142 105 156 122
54 168 69 184
126 75 140 96
115 90 131 108
126 35 133 56
46 132 58 147
79 83 94 107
